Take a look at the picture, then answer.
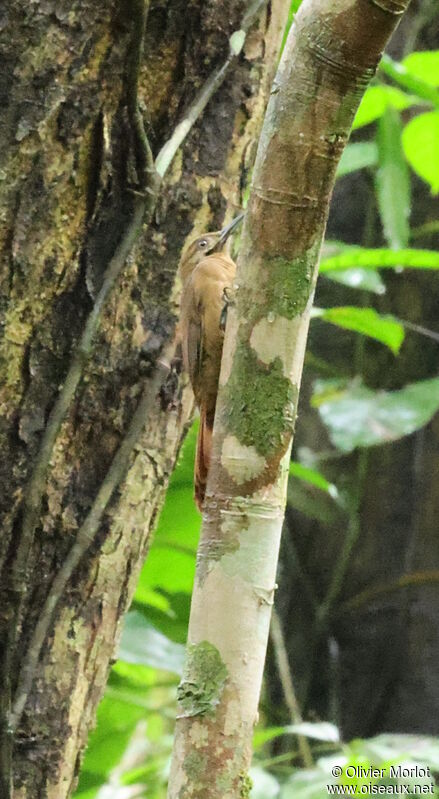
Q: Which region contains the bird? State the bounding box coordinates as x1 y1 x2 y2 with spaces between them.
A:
178 213 244 511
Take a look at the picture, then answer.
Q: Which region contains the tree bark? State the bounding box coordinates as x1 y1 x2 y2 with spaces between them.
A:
0 1 286 795
275 2 439 737
167 1 412 797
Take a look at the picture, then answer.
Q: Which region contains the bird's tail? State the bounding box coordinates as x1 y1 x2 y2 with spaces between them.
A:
194 408 214 512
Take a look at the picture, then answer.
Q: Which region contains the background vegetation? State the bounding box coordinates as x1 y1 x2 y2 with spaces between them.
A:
72 2 439 797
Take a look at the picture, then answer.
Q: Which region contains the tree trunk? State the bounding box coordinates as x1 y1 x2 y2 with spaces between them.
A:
274 1 439 737
168 1 412 796
0 1 286 795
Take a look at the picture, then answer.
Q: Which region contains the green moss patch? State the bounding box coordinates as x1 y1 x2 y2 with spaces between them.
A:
177 641 228 718
239 771 253 798
262 254 312 320
224 343 297 458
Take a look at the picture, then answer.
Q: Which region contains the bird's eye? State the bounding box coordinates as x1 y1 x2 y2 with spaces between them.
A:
198 239 208 249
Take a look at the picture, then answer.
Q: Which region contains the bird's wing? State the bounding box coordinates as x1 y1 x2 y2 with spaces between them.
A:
180 278 202 389
186 315 203 391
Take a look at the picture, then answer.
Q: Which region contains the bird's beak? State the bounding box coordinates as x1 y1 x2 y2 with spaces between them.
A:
216 212 245 248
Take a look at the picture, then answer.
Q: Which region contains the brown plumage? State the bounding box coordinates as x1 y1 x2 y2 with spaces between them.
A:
178 216 243 511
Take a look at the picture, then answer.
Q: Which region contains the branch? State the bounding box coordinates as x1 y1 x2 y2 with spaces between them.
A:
270 608 313 769
338 569 439 616
168 0 412 794
155 0 268 177
126 0 155 190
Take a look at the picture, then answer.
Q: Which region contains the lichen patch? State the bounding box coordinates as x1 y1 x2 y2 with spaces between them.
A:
189 720 209 748
221 434 267 484
250 314 303 375
177 641 228 718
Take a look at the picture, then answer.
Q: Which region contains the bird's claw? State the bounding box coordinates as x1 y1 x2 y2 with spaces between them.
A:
220 286 234 332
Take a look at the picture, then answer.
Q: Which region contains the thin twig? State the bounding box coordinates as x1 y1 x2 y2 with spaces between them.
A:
154 0 268 177
270 607 314 769
10 357 173 732
302 451 368 709
126 0 155 190
399 318 439 344
315 448 368 632
338 569 439 616
410 220 439 240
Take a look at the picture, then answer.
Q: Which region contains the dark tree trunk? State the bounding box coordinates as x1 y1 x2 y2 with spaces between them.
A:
0 0 286 794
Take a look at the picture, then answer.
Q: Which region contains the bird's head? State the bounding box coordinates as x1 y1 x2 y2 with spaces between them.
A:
179 213 244 282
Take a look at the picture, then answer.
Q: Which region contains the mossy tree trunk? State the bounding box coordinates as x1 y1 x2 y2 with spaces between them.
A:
273 4 439 739
167 1 412 797
0 1 288 795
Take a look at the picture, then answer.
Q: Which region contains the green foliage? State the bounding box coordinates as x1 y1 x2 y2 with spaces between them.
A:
376 107 410 248
336 142 378 177
289 462 338 498
323 267 386 295
312 307 405 353
320 247 439 272
352 86 417 130
279 733 439 799
380 54 439 107
312 378 439 452
402 112 439 194
119 611 185 673
402 50 439 86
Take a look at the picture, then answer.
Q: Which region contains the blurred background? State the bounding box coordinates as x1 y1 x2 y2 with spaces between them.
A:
75 1 439 796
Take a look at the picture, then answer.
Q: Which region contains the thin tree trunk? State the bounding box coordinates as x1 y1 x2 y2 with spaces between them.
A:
281 2 439 735
0 1 287 795
168 1 412 796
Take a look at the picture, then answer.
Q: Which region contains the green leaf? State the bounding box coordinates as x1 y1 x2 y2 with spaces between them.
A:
118 610 185 674
323 268 386 294
136 545 196 599
320 247 439 272
74 692 145 793
287 480 343 524
289 462 338 498
362 734 439 771
312 307 405 354
134 421 198 605
229 29 245 56
402 51 439 87
313 377 439 452
135 591 191 644
253 726 290 750
280 770 331 799
380 54 439 107
402 111 439 194
336 142 378 177
287 722 340 743
249 767 280 799
72 775 103 799
353 85 417 130
376 107 410 249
